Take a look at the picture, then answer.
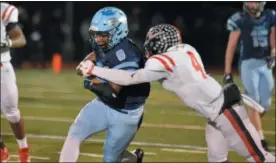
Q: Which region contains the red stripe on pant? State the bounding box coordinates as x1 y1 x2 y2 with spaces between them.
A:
224 109 263 163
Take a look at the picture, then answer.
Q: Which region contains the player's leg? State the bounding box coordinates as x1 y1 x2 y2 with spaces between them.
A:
103 106 144 162
0 62 29 162
119 113 144 163
59 99 109 162
240 59 265 149
258 64 274 111
216 105 275 162
205 121 229 162
258 65 274 150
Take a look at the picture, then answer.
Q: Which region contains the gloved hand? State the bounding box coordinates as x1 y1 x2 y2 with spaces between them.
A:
266 56 275 69
223 73 234 85
79 60 95 77
76 61 84 76
0 39 12 48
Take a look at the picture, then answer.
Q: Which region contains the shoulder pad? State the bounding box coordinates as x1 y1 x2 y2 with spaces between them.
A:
268 9 276 24
263 9 276 26
270 9 276 15
265 9 275 16
2 5 18 25
145 54 174 72
227 12 242 31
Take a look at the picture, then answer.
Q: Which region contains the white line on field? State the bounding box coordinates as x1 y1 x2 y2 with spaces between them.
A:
2 115 275 135
2 132 207 151
161 148 207 154
57 151 103 158
3 132 274 155
58 151 156 158
145 152 157 155
11 154 50 160
79 152 103 158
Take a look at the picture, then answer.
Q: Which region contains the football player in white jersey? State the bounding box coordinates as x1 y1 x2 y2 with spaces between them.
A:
79 24 275 162
0 2 30 163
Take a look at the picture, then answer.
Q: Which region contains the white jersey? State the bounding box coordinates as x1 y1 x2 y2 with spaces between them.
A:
144 44 224 120
91 44 276 163
92 44 224 121
1 2 19 62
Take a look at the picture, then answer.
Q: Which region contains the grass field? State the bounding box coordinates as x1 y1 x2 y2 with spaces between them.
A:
1 69 275 162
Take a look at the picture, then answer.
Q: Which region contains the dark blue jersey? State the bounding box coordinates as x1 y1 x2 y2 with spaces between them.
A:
91 38 150 110
227 9 276 60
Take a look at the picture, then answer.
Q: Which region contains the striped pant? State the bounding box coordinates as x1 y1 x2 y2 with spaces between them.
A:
208 105 275 162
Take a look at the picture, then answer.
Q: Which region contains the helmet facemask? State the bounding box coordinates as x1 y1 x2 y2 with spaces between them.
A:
89 31 109 49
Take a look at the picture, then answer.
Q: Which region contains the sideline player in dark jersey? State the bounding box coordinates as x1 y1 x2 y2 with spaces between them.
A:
224 2 275 151
59 7 150 162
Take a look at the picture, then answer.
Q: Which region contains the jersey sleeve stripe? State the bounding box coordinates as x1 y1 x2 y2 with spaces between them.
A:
151 56 173 72
1 5 12 21
112 61 139 70
5 7 16 25
227 19 238 29
160 54 176 66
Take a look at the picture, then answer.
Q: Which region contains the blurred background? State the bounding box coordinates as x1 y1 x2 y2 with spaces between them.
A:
9 1 276 69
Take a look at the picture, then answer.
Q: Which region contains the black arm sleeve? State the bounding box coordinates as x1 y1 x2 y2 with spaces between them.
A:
6 22 18 32
89 83 123 109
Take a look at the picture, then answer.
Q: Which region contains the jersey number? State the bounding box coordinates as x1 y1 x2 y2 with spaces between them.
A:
187 51 207 79
251 28 268 48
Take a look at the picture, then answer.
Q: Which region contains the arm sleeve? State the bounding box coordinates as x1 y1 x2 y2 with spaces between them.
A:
92 67 168 86
227 12 242 32
92 56 169 85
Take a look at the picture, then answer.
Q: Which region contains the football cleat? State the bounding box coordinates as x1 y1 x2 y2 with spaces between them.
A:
0 147 10 163
261 139 270 152
133 148 144 163
18 147 30 163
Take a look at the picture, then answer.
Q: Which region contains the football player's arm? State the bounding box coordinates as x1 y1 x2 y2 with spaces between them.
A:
270 10 276 57
102 60 144 91
91 59 169 86
224 16 241 74
4 7 26 48
90 60 144 94
223 13 241 84
6 23 26 48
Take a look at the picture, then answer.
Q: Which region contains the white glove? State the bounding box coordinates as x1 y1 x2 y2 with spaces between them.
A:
0 39 12 48
79 60 95 77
